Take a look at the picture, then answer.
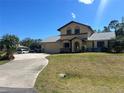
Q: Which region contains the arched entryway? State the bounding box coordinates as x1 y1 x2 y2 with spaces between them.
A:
74 42 80 52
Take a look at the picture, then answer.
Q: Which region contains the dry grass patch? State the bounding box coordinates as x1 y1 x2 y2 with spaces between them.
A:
35 53 124 93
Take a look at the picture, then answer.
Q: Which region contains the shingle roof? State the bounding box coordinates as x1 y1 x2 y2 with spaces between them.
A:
42 36 60 43
88 32 116 41
42 32 116 43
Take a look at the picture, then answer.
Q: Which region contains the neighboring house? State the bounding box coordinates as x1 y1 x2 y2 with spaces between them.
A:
42 21 116 53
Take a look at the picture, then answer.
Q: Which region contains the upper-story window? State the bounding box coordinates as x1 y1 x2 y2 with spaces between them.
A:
66 27 72 35
74 26 80 35
75 29 80 34
67 29 72 35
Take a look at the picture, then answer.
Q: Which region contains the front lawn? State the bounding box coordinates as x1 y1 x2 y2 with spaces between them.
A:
35 53 124 93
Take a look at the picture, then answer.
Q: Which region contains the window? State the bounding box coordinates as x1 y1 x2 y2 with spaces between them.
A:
67 30 72 35
64 43 69 48
97 41 105 48
75 29 80 34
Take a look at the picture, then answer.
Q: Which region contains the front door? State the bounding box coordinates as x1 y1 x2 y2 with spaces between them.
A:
74 42 80 52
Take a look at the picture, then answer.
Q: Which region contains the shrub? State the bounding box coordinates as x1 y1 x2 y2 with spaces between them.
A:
109 40 124 53
1 34 19 60
81 46 86 52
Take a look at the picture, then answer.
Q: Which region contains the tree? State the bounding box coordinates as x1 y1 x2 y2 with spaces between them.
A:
103 26 110 32
116 23 124 36
20 38 42 52
29 39 42 52
1 34 19 60
107 18 124 53
110 36 124 53
97 29 101 33
108 20 119 31
0 40 4 51
20 38 34 47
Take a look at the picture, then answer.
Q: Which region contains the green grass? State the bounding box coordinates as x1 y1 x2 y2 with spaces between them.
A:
35 53 124 93
0 51 8 65
0 60 8 65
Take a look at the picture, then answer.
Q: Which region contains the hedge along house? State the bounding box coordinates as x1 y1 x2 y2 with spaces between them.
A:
42 21 116 54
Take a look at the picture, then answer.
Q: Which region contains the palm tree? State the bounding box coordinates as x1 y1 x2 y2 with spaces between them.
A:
1 34 19 60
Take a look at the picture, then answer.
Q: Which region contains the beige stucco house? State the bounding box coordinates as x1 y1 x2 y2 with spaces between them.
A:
42 21 116 53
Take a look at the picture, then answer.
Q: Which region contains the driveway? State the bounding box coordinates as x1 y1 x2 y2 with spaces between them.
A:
0 53 49 93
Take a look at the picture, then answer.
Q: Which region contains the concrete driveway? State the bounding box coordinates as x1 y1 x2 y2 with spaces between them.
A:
0 53 49 93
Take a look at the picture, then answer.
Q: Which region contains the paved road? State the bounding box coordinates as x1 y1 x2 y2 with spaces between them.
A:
0 53 49 93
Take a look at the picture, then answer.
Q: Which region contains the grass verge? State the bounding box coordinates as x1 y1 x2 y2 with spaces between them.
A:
0 51 8 65
0 60 8 65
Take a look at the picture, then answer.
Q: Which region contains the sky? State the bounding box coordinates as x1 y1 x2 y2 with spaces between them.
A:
0 0 124 40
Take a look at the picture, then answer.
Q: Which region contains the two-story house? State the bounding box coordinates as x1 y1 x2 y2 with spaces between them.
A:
42 21 116 53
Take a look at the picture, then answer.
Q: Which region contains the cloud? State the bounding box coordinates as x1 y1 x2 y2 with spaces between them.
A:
78 0 94 4
71 12 76 19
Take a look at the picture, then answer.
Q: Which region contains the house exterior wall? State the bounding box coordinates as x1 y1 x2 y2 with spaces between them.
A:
60 23 93 40
42 42 61 54
61 40 71 48
94 41 97 48
61 34 88 40
104 41 108 48
71 38 82 52
94 40 108 48
86 41 93 48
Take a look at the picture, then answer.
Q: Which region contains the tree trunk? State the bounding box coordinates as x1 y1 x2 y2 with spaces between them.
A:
6 51 14 60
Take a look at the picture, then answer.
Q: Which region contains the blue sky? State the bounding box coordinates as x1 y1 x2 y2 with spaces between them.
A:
0 0 124 40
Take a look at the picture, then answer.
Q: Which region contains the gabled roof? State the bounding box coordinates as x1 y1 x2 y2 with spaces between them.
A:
42 36 60 43
58 21 94 32
88 32 116 41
